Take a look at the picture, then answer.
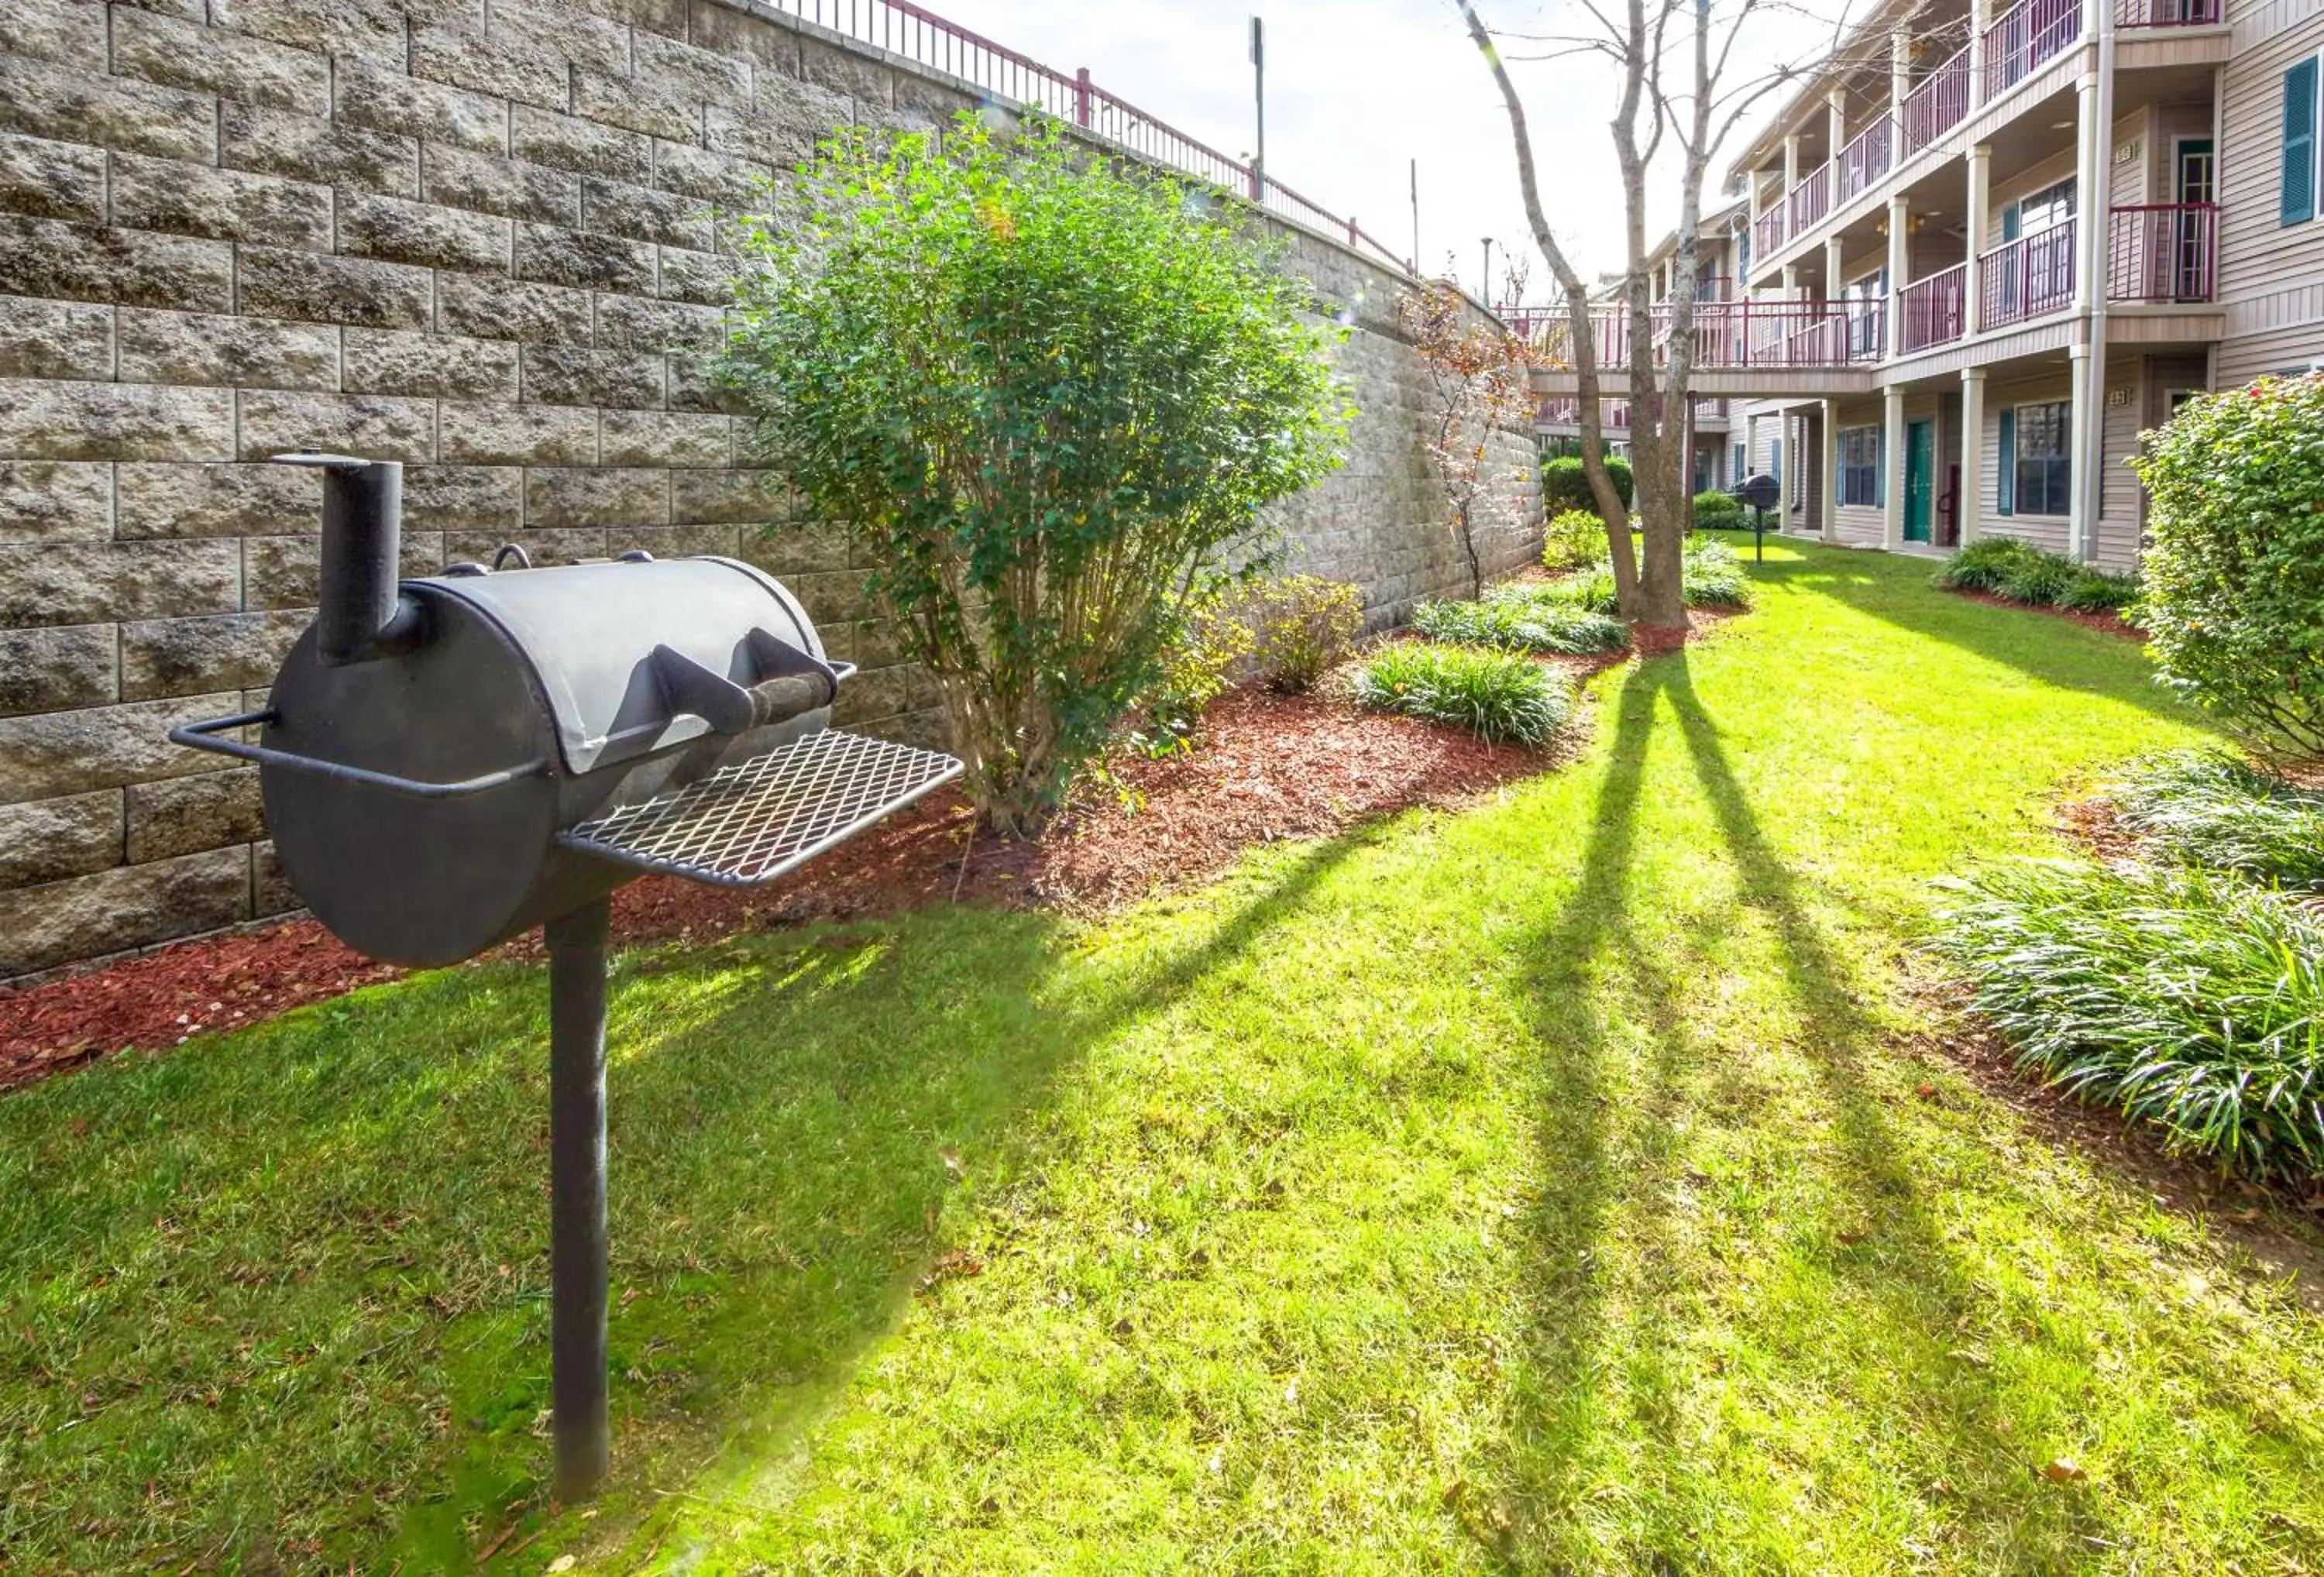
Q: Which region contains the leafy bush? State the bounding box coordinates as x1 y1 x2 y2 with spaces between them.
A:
1133 584 1256 757
1934 537 2046 594
1544 565 1621 616
1542 507 1605 571
1354 644 1573 747
1996 552 2078 608
1692 490 1745 528
1541 454 1633 515
716 115 1345 834
1413 587 1628 655
1931 860 2324 1180
1679 537 1752 608
1241 574 1363 692
2057 569 2139 612
2103 750 2324 889
1934 537 2134 615
2133 375 2324 759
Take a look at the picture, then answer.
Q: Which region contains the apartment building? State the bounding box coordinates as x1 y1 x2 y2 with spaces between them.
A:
1535 0 2324 562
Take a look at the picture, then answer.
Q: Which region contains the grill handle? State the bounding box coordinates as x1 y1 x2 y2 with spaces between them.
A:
167 709 548 799
650 635 851 736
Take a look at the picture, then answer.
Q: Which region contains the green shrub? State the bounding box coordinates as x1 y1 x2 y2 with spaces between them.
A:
1242 574 1363 692
2103 750 2324 889
1994 551 2078 608
1931 859 2324 1180
1414 588 1628 655
2133 376 2324 759
1541 454 1633 515
2057 569 2139 613
1933 537 2048 593
1680 537 1752 608
715 115 1345 835
1133 584 1256 756
1354 644 1573 747
1542 507 1605 571
1934 538 2133 615
1692 490 1745 528
1545 565 1621 617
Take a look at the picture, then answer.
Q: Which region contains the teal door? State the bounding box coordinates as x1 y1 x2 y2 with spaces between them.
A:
1904 420 1935 543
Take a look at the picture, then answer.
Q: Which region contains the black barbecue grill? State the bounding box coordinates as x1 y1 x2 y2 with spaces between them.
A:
167 452 962 1498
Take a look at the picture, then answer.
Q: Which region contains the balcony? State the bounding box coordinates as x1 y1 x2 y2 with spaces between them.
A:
1836 116 1894 203
1900 46 1971 154
1985 0 2082 100
1979 221 2078 328
2108 203 2219 302
1897 263 1970 351
1529 301 1884 372
2115 0 2221 22
1754 204 1788 256
1789 163 1833 235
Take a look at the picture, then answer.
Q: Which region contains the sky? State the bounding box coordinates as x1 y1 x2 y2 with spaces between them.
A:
920 0 1682 300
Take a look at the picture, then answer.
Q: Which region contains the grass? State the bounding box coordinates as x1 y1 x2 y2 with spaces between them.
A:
1409 591 1628 656
5 543 2323 1572
1353 643 1575 745
2103 748 2324 888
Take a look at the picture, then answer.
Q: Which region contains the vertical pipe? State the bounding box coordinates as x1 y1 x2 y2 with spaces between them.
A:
1882 383 1908 549
1959 366 1986 543
1410 157 1419 273
1249 15 1265 201
547 898 613 1502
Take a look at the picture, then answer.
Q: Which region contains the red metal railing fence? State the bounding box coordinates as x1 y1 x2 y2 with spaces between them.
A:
2107 202 2218 301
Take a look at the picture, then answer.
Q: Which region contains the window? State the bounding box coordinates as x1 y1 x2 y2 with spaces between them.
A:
2006 400 2071 517
1731 441 1746 485
1839 425 1882 507
1843 269 1886 358
2284 57 2319 225
2010 177 2077 235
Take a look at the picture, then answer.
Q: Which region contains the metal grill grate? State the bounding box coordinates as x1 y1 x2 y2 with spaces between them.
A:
559 730 964 888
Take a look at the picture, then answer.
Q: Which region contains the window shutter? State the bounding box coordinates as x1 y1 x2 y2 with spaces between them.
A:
1998 408 2016 515
1874 430 1886 510
2284 57 2318 225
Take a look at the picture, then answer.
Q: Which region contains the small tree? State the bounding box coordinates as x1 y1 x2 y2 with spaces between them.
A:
717 115 1347 836
1400 275 1538 599
2133 375 2324 761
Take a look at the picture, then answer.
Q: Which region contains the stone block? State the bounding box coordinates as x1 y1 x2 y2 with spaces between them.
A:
0 380 235 462
437 273 595 345
243 531 443 609
655 244 738 304
703 79 851 168
0 692 242 802
236 390 437 464
519 344 665 408
490 5 632 78
0 297 112 381
402 466 521 531
737 519 849 574
207 0 407 68
668 468 784 524
799 33 893 101
0 132 105 224
889 70 976 124
125 768 263 863
337 61 508 155
339 191 513 273
0 461 112 541
111 7 329 114
583 177 712 250
509 106 651 183
0 0 108 70
343 328 520 400
221 102 418 197
442 525 607 565
0 54 217 163
832 659 906 727
514 222 656 292
0 789 123 888
111 153 334 250
586 0 689 39
119 610 308 699
0 848 249 979
610 520 737 558
593 293 723 352
420 142 582 226
116 461 318 540
573 70 700 144
665 352 748 414
411 23 569 112
631 31 752 105
0 538 240 629
600 409 729 467
0 624 115 716
435 401 598 465
684 0 796 70
236 247 432 329
0 215 232 312
115 308 340 391
523 466 668 527
651 139 768 206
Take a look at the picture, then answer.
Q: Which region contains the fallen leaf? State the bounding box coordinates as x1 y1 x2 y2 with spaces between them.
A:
2040 1458 2088 1483
938 1145 964 1179
1914 1083 1938 1100
546 1557 576 1574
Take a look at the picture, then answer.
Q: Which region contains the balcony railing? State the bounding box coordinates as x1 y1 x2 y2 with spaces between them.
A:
1837 116 1894 203
1979 219 2078 328
1901 46 1972 154
1896 263 1970 352
2107 203 2218 302
1526 301 1883 372
2115 0 2221 22
1985 0 2082 99
1789 163 1833 235
1754 205 1788 256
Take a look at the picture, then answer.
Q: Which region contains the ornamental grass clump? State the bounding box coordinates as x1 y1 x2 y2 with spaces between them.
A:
1354 644 1573 747
715 115 1346 836
2102 750 2324 889
1934 538 2133 615
1679 537 1752 608
1411 589 1627 655
1931 860 2324 1180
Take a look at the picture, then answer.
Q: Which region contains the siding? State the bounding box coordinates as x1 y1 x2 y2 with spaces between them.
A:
2096 361 2147 569
1978 371 2075 554
2216 0 2324 380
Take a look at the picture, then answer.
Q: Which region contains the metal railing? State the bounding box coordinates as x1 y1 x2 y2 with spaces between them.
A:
1978 219 2078 328
756 0 1412 272
1837 116 1894 203
1896 262 1970 351
1789 163 1834 235
2115 0 2222 22
1901 46 1972 153
1527 300 1883 371
2107 202 2218 301
1754 205 1788 256
1984 0 2082 99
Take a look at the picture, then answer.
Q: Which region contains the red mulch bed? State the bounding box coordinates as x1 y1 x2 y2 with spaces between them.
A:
0 682 1580 1094
1944 586 2145 641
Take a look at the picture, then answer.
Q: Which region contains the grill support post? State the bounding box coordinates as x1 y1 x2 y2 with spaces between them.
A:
546 897 613 1501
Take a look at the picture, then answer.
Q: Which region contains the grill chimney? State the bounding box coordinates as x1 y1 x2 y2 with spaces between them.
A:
274 451 425 666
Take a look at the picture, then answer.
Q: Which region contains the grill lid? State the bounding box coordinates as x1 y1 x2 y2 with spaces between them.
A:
417 555 828 775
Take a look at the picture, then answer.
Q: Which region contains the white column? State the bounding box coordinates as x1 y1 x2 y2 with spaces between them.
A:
1965 142 1992 334
1886 193 1911 355
1783 263 1800 301
1891 29 1913 122
2068 342 2102 561
1783 132 1801 218
1821 399 1843 543
1958 367 1985 544
2073 73 2100 312
1882 383 1908 549
1968 0 1990 108
1827 87 1848 161
1824 235 1845 302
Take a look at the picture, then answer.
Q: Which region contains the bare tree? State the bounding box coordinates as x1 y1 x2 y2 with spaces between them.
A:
1401 270 1538 599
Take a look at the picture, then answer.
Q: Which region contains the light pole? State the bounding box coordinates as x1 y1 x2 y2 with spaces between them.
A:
1409 158 1419 274
1480 237 1495 305
1248 16 1265 201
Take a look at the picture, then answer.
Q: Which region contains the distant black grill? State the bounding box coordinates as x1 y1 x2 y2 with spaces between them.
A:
169 453 961 1499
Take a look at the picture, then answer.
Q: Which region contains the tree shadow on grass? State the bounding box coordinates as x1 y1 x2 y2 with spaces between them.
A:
0 829 1371 1573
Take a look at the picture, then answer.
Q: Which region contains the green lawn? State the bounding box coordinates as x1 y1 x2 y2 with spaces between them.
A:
5 541 2322 1574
